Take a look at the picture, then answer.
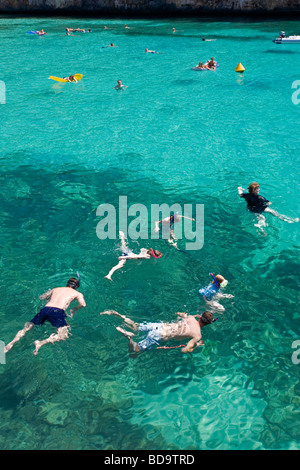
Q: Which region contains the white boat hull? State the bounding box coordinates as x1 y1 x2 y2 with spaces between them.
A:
273 37 300 44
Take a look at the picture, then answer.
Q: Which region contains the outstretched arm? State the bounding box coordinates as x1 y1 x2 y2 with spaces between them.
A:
181 337 203 353
175 312 188 318
39 289 53 300
154 220 162 232
238 186 245 196
105 259 126 281
180 216 195 221
69 292 86 318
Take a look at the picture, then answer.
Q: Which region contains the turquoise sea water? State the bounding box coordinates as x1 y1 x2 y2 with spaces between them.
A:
0 15 300 450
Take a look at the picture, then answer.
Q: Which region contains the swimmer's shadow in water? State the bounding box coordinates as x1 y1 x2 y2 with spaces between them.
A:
264 49 299 54
129 351 141 359
171 79 199 86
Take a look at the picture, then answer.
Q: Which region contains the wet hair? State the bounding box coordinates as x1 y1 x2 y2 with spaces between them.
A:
148 249 163 258
248 182 259 194
200 311 215 325
214 274 225 286
67 277 79 289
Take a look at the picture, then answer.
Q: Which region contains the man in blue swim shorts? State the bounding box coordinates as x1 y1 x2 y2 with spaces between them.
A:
100 309 217 354
136 322 163 351
4 276 86 356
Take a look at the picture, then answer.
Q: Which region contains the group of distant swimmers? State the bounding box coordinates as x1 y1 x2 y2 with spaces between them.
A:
29 28 92 36
32 24 218 84
4 181 298 358
112 56 217 90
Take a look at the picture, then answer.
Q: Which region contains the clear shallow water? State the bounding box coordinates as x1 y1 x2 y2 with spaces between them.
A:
0 15 300 450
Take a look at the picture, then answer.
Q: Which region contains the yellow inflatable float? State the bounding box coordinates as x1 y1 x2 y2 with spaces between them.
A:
49 73 83 82
235 63 245 73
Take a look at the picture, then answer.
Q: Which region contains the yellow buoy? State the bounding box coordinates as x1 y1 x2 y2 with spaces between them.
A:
235 62 245 73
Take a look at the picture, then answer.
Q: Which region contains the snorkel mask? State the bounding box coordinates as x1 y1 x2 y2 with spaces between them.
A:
209 273 228 289
68 271 81 289
170 211 179 223
150 248 163 259
200 314 218 324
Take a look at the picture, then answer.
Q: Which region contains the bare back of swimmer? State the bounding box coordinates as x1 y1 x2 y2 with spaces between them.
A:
4 277 86 356
100 310 216 353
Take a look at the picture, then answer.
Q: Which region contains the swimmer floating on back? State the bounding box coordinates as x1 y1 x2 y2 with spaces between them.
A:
29 29 46 35
104 231 162 281
238 182 299 228
100 309 217 354
199 273 234 312
145 48 159 54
